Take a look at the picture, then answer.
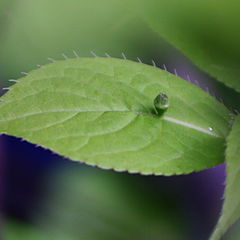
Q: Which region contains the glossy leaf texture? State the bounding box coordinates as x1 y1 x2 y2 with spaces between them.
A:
0 58 231 175
210 115 240 240
140 0 240 93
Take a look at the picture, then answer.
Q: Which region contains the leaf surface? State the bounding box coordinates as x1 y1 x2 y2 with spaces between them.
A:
141 0 240 93
210 115 240 240
0 58 230 175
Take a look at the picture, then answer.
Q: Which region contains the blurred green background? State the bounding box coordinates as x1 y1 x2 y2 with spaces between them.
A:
1 0 240 239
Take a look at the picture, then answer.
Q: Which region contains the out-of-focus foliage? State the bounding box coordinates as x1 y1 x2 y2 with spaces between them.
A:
5 220 65 240
0 0 16 83
0 0 132 75
0 0 169 80
0 0 15 27
223 220 240 240
37 167 190 240
141 0 240 93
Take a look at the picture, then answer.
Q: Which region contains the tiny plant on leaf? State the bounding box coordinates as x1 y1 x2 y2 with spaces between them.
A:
154 93 169 115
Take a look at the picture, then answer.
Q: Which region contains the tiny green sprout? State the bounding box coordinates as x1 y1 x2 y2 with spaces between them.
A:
154 93 169 115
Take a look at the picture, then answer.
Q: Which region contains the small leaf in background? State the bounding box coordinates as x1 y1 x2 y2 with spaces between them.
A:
210 116 240 240
0 58 230 175
141 0 240 94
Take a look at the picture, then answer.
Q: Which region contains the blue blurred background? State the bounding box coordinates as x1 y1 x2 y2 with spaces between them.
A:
1 1 240 239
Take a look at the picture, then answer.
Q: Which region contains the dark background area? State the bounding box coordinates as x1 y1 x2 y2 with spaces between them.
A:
2 134 226 240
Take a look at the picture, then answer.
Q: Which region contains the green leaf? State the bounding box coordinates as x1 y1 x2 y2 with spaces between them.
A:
141 0 240 93
0 58 230 175
210 115 240 240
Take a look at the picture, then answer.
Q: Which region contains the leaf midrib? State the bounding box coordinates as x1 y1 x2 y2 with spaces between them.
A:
0 108 221 138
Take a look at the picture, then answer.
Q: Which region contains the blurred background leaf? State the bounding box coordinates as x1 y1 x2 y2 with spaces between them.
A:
0 0 172 80
36 167 190 240
5 220 64 240
140 0 240 94
223 220 240 240
5 166 191 240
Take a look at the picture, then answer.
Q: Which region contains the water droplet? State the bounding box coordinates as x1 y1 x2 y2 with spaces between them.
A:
208 127 213 131
154 93 169 115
